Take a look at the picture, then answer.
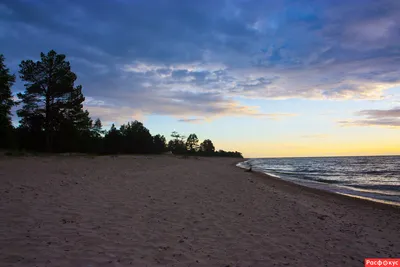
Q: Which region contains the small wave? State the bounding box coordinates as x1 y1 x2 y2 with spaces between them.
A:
238 156 400 206
294 169 321 173
311 178 344 184
236 161 250 169
336 193 400 207
362 170 390 175
263 172 281 178
260 170 299 176
360 170 400 177
347 184 400 193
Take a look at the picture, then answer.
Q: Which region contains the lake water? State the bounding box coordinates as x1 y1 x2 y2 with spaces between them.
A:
237 156 400 206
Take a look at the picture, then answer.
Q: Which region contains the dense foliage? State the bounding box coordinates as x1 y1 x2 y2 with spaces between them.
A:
0 51 243 158
0 55 16 149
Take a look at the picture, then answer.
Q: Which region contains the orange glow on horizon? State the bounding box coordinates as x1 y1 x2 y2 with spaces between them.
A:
215 139 400 158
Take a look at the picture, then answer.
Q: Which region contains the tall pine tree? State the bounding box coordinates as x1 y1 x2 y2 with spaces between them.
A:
17 50 90 152
0 55 16 149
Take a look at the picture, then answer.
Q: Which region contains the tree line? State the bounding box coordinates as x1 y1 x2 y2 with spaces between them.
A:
0 51 243 158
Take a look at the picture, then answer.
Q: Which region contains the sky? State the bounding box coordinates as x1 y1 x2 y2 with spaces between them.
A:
1 0 399 158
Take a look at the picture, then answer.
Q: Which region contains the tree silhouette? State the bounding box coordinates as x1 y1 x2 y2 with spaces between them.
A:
153 134 167 153
91 118 104 138
17 50 82 152
56 85 92 152
85 118 104 154
171 131 180 139
200 139 215 154
186 133 199 152
119 120 153 154
0 55 16 149
1 51 242 158
216 149 243 158
168 139 186 154
168 131 186 154
104 124 121 154
171 131 186 142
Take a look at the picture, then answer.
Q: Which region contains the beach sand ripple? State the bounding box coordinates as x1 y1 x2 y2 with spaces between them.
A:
0 155 399 266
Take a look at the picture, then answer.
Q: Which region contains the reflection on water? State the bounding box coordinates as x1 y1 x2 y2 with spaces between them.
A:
237 156 400 206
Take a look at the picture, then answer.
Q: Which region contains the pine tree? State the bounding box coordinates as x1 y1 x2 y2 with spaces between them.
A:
17 50 86 152
153 134 166 153
56 85 92 152
200 139 215 154
92 118 104 138
64 85 92 132
104 124 121 154
119 120 153 154
186 133 199 152
0 55 16 148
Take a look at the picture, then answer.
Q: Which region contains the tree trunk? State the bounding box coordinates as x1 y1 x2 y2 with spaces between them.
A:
45 94 51 152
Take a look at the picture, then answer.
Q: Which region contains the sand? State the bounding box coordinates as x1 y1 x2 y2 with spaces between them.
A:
0 155 399 267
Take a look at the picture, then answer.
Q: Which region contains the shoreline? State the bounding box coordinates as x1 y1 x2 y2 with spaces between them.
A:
238 164 400 212
1 155 399 266
236 159 400 209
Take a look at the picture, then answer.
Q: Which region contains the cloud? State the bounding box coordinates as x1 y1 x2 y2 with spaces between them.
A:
69 57 110 75
1 0 400 121
176 112 296 123
0 3 13 16
357 108 400 118
339 107 400 128
83 93 285 125
85 105 146 127
339 119 400 128
178 118 206 123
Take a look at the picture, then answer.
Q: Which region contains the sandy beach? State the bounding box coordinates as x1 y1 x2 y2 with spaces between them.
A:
0 155 399 267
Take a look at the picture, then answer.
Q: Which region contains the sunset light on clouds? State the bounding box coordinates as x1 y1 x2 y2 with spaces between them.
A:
1 0 399 157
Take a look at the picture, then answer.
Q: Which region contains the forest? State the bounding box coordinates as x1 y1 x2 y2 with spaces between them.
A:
0 51 242 158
